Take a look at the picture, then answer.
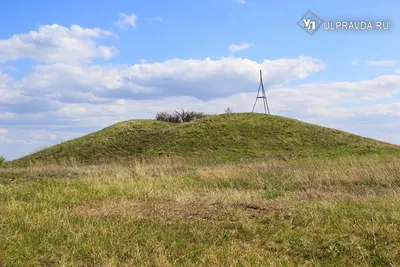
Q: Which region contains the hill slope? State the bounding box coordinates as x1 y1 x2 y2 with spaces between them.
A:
11 113 400 165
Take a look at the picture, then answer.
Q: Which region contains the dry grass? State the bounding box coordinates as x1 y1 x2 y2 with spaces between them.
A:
1 155 400 266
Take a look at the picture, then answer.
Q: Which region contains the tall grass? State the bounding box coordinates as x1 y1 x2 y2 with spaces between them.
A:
1 155 400 266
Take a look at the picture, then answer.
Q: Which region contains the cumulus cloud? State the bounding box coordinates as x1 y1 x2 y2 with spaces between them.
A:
0 24 118 64
115 13 138 29
274 75 400 108
228 42 253 53
0 72 19 103
9 56 324 102
234 0 247 4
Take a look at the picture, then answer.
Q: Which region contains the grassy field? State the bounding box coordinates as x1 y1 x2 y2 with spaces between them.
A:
1 155 400 266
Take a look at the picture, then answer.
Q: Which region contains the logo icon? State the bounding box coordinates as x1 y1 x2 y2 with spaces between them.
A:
297 10 324 35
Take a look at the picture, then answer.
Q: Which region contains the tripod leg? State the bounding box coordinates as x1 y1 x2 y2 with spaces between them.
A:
252 84 262 112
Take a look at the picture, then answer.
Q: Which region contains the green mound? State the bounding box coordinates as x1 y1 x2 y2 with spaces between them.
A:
11 113 400 165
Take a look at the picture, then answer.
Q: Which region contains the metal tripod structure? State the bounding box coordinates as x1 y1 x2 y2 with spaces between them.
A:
252 69 270 114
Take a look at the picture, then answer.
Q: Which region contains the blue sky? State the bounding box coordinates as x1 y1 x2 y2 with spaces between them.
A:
1 0 400 160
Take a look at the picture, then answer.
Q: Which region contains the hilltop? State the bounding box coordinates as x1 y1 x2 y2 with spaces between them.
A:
10 113 400 166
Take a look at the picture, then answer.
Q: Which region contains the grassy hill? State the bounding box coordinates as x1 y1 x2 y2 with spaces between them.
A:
11 113 400 166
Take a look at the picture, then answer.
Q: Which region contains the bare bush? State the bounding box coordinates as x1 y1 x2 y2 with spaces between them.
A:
155 112 181 123
156 109 209 123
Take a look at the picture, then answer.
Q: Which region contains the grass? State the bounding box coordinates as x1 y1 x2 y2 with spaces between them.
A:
1 155 400 266
9 113 400 166
2 113 400 265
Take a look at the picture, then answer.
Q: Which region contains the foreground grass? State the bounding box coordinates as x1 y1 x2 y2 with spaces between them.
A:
1 156 400 266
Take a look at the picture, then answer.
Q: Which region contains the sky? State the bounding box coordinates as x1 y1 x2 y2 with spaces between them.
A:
1 0 400 160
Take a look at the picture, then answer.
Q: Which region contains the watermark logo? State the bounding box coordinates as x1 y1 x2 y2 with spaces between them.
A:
297 10 390 35
297 10 324 35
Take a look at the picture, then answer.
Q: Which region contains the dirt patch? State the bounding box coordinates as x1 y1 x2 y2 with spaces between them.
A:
77 200 233 221
75 199 294 222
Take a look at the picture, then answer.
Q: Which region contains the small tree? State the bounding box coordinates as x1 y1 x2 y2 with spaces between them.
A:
0 156 6 165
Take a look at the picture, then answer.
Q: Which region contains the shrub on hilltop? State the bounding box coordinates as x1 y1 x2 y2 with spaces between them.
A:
156 109 209 123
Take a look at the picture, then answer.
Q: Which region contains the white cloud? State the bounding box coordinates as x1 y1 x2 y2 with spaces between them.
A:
2 139 43 145
0 66 16 72
366 60 400 67
0 24 118 64
234 0 247 4
0 128 7 135
115 13 138 30
12 56 324 102
28 130 58 141
0 71 22 106
228 42 253 53
151 17 163 22
116 99 125 105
